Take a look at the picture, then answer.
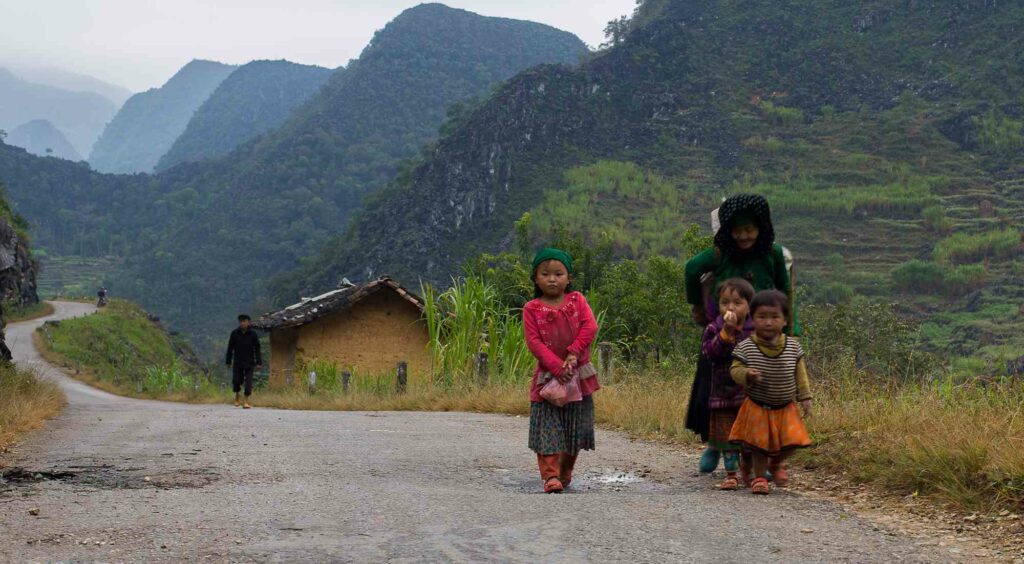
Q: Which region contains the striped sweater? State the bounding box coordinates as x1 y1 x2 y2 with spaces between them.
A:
730 335 811 406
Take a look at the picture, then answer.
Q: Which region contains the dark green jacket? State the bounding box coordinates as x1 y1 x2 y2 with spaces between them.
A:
685 244 798 333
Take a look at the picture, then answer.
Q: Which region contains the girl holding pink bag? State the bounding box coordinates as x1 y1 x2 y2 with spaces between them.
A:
523 248 600 493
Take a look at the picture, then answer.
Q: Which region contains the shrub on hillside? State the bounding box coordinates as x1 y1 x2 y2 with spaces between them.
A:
973 111 1024 157
802 302 938 380
816 281 856 304
921 205 953 234
890 260 944 292
944 264 988 296
760 101 804 127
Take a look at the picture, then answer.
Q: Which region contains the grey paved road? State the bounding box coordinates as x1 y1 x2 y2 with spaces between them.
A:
0 302 944 562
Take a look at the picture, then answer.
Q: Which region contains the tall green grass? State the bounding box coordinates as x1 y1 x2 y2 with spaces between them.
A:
423 277 534 388
142 358 195 394
934 228 1020 264
295 357 396 396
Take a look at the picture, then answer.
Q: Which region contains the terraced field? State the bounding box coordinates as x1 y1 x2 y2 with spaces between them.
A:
36 255 122 299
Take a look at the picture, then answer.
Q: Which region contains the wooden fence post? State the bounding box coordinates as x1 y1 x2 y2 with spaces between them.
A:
342 371 351 395
396 361 407 394
476 352 489 387
308 371 317 395
598 342 614 383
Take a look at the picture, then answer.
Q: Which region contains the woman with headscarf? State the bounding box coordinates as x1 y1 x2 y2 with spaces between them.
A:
683 194 795 476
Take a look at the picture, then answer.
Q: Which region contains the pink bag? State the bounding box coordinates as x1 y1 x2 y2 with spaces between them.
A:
539 371 583 407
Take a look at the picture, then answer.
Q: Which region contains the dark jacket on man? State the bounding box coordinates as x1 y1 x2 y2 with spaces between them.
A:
226 328 262 368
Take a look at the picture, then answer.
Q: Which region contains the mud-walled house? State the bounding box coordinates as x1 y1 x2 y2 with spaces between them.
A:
253 277 430 389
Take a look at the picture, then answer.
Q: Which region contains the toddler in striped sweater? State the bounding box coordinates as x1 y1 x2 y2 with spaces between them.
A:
728 290 812 494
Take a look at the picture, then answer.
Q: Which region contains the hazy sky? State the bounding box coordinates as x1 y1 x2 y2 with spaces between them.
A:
1 1 636 92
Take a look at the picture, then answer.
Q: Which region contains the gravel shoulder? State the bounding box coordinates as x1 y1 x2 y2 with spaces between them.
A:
0 302 948 562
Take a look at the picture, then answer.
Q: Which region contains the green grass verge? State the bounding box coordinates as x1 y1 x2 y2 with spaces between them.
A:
34 300 217 400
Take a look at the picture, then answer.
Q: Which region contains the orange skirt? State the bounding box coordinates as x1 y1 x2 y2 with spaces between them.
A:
728 398 811 455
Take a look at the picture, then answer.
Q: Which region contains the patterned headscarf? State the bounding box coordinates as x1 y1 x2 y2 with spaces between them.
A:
532 247 574 274
713 194 775 256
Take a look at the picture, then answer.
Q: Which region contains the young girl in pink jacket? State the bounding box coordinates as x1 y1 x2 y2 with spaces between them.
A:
523 248 600 493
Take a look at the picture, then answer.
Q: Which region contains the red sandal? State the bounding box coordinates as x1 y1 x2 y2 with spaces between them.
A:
544 478 564 493
751 477 770 495
719 475 739 491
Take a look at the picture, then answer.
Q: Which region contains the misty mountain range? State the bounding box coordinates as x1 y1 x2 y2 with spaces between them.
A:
0 67 120 158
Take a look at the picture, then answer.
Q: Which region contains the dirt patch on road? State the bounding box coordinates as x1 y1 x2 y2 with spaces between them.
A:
1 464 220 492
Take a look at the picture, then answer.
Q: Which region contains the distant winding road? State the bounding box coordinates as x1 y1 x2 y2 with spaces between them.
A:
0 302 945 562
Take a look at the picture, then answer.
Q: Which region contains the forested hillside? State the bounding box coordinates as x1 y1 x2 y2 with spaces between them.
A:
0 141 151 258
155 60 333 171
88 60 237 173
7 120 82 161
289 0 1024 364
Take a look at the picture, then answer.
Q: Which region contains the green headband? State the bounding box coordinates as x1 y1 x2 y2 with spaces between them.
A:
532 247 573 274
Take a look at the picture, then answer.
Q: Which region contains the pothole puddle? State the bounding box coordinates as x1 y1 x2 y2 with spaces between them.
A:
589 471 645 485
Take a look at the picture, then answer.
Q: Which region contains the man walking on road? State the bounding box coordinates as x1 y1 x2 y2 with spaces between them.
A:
226 314 262 409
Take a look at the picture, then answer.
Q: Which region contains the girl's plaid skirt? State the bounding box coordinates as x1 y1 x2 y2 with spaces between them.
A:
708 408 742 451
528 395 595 455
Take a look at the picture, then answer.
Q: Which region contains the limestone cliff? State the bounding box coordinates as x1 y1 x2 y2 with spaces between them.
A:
0 190 39 307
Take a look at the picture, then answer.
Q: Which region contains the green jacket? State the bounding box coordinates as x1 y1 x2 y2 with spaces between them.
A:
685 244 798 333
